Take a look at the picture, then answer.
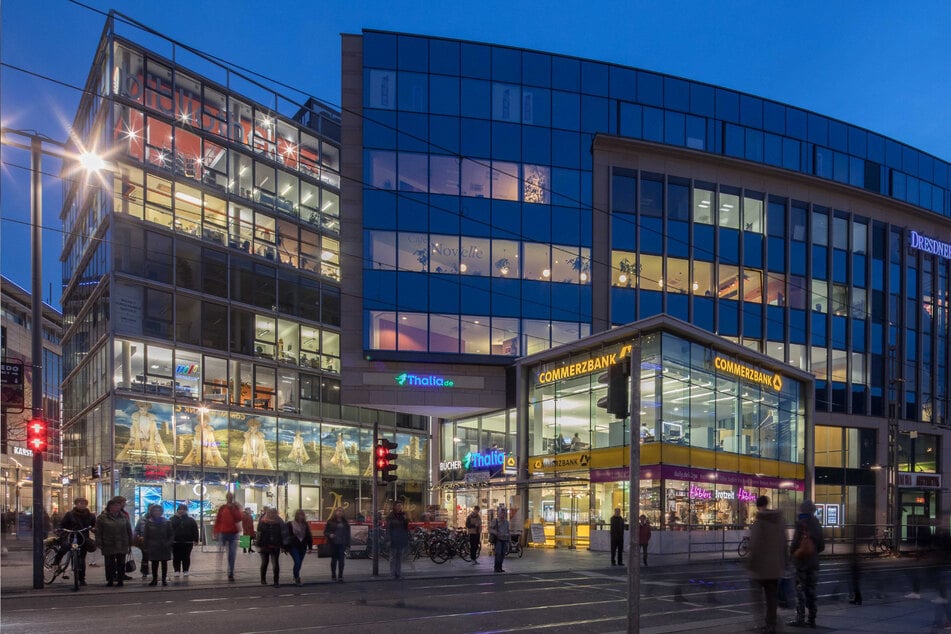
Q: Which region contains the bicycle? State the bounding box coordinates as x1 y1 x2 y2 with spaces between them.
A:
737 535 750 558
866 528 896 554
44 526 93 591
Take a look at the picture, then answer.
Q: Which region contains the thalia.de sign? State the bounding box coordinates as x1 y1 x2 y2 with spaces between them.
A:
394 372 455 387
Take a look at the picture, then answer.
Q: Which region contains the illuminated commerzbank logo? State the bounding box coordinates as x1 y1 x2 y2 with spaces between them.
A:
714 356 783 392
394 372 455 388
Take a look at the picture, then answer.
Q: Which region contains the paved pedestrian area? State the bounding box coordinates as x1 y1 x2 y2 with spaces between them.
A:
2 537 949 633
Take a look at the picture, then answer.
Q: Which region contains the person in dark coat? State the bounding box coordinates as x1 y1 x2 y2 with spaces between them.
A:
287 509 314 586
747 495 788 634
142 504 174 586
256 507 288 587
54 497 96 586
170 504 199 577
385 502 410 579
787 499 825 628
609 508 626 566
97 497 132 587
638 514 652 566
324 507 350 582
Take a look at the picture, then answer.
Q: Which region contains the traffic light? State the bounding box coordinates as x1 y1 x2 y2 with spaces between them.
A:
597 359 630 419
26 417 47 453
375 439 399 484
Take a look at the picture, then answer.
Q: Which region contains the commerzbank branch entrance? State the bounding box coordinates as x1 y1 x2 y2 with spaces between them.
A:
514 315 815 554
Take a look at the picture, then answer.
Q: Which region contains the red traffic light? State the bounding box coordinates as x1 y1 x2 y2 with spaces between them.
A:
375 439 399 484
26 418 47 453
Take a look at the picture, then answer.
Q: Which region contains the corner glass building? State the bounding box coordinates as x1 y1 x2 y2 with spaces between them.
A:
58 15 429 528
340 30 950 541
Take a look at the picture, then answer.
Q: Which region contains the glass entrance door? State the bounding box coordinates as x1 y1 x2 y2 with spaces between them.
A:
555 486 590 549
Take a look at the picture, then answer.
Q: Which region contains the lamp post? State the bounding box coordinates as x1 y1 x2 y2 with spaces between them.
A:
1 127 104 589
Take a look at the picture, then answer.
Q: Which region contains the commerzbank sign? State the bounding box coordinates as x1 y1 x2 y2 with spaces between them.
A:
714 356 783 392
536 344 633 386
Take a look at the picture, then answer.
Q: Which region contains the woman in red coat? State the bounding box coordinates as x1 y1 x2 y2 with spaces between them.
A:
241 508 256 553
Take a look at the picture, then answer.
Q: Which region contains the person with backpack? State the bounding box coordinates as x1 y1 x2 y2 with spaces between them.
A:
787 499 824 628
465 506 482 564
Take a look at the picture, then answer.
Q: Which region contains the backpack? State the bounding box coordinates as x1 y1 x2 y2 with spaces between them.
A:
794 530 815 560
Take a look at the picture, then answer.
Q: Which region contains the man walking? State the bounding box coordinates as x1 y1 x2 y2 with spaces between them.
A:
747 495 788 634
489 505 511 573
610 508 626 566
465 506 482 564
213 492 242 581
638 514 652 566
788 500 824 628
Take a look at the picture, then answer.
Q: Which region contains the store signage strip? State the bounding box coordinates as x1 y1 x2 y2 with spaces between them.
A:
536 343 633 386
588 465 804 491
909 231 951 259
713 356 783 391
362 372 484 389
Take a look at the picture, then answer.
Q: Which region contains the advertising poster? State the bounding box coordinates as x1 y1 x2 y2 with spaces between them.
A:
230 413 277 470
825 504 839 526
321 425 360 476
396 432 428 480
277 418 320 473
177 406 228 467
115 398 175 465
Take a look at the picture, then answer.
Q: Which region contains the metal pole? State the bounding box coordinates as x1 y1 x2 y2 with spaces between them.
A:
627 336 642 633
30 136 45 590
887 345 901 555
371 421 379 576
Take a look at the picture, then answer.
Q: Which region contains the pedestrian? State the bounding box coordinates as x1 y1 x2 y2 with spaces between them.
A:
787 499 824 628
489 505 511 573
610 508 626 566
848 527 863 605
638 514 652 566
323 507 350 582
213 492 242 581
134 514 152 579
96 497 131 587
241 507 256 553
53 497 96 586
287 509 314 586
465 506 482 564
386 502 409 579
170 504 199 577
746 495 788 634
256 507 288 587
112 496 135 581
142 504 173 586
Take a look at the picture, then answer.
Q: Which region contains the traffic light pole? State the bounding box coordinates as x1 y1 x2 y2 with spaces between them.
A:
30 136 45 590
371 421 379 577
627 336 641 633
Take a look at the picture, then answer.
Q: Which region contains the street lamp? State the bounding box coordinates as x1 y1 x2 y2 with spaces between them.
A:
0 126 104 589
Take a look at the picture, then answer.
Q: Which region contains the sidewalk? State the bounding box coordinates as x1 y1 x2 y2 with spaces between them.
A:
2 538 948 633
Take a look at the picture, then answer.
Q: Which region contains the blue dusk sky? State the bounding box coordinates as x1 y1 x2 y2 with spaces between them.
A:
2 0 949 308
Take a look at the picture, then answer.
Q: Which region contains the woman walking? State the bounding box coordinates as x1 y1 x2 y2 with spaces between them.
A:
287 509 314 586
324 507 351 582
142 504 174 586
170 504 199 577
97 497 132 587
256 507 288 587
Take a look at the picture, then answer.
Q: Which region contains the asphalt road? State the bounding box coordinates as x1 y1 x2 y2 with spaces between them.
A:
3 557 947 633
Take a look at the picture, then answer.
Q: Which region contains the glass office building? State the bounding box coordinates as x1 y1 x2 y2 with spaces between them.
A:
340 31 950 538
58 15 429 528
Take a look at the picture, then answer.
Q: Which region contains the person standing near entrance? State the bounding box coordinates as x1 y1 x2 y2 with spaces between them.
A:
241 508 256 553
323 507 349 583
610 508 626 566
747 495 788 634
386 502 409 580
466 506 482 564
787 500 824 628
213 492 242 581
489 505 511 573
256 507 288 587
170 504 199 577
638 514 652 566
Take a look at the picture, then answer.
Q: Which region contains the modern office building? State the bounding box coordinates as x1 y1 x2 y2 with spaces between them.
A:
340 31 950 543
1 276 64 521
58 14 429 528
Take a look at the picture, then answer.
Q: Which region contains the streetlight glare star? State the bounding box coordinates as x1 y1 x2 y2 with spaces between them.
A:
78 151 106 172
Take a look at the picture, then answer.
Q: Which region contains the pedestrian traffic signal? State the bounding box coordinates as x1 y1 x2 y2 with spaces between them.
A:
375 439 399 484
26 417 47 453
597 359 630 419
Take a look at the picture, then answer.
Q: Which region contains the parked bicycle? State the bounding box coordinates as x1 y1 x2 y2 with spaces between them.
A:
737 535 750 558
43 526 93 591
867 528 896 554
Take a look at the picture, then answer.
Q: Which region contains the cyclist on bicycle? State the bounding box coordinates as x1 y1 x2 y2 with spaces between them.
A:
53 497 96 586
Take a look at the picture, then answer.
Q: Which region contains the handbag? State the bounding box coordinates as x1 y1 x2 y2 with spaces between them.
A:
84 536 97 553
794 531 815 560
125 554 137 573
239 534 252 550
488 533 497 545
